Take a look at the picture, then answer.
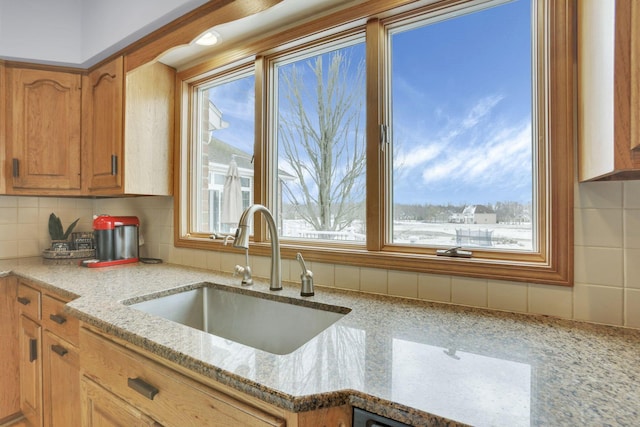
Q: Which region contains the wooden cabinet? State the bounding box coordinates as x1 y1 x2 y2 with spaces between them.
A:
82 56 174 196
4 67 82 193
41 295 80 427
0 62 6 194
578 0 640 181
18 314 42 427
16 281 80 427
81 378 159 427
0 276 20 423
81 328 285 426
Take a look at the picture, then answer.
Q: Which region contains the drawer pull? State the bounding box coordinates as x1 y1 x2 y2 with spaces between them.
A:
51 344 68 357
17 296 30 305
29 338 38 362
49 314 67 324
127 377 159 400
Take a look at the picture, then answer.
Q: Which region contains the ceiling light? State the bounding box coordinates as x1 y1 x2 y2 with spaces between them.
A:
194 30 221 46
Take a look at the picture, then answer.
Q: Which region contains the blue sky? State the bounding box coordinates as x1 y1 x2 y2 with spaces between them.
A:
392 0 532 205
209 0 533 207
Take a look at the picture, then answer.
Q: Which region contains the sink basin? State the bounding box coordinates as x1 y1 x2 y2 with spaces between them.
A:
127 285 350 355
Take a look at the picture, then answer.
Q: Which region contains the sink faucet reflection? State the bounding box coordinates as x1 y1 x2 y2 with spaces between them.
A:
233 204 282 291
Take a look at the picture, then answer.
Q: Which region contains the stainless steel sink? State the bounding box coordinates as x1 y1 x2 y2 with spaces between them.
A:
127 285 350 355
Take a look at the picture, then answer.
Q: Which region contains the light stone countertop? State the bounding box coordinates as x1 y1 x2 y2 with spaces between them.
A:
6 259 640 426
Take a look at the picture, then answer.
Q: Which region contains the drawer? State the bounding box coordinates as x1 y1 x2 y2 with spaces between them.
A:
17 282 41 321
42 295 79 346
81 329 285 427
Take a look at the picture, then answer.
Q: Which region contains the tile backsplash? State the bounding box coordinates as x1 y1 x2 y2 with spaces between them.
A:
1 180 639 329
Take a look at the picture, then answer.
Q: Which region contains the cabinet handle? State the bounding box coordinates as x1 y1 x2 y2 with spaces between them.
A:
17 296 30 305
49 314 67 324
127 377 159 400
111 154 118 175
12 158 19 178
51 344 68 357
29 338 37 362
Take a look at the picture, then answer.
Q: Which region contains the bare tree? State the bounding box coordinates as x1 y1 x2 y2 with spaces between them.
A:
278 49 366 232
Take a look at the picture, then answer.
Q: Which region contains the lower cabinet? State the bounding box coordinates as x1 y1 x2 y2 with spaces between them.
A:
16 280 81 427
81 328 286 427
19 315 42 427
81 378 159 427
0 276 20 423
42 331 80 427
80 327 353 427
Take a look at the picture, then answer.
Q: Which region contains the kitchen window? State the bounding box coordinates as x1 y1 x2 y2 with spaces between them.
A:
176 0 573 286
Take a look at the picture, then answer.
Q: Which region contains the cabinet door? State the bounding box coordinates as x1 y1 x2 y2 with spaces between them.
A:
19 315 42 427
82 56 124 193
0 276 20 422
8 67 81 192
81 378 158 427
42 332 80 427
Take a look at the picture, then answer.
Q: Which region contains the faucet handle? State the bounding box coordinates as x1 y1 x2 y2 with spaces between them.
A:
296 253 314 297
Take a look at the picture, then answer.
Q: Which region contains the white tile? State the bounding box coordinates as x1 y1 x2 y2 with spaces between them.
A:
0 196 18 208
528 283 572 318
17 197 39 208
313 262 335 287
623 209 640 248
625 289 640 328
388 270 418 298
417 273 450 302
574 246 623 287
37 197 59 209
573 283 623 326
18 207 38 224
220 252 244 274
624 248 640 289
18 239 40 258
576 181 622 208
206 250 221 272
251 255 271 279
623 180 640 209
360 267 388 295
0 225 18 241
0 208 18 224
335 265 360 290
451 276 487 307
0 241 19 258
488 280 528 312
573 208 622 247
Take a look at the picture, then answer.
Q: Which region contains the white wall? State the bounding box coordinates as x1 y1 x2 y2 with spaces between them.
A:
0 0 208 66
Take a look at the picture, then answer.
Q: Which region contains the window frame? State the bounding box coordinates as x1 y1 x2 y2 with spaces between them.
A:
175 0 574 286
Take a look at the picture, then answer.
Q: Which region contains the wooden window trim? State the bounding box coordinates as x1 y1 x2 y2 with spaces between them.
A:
175 0 574 286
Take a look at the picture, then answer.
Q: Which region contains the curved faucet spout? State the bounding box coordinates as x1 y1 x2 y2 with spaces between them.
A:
233 204 282 291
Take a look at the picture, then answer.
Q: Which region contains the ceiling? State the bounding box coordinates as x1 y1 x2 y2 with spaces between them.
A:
159 0 358 70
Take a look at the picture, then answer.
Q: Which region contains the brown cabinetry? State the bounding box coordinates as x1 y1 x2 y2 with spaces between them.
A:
82 57 174 196
16 281 80 427
4 67 82 193
17 282 43 427
81 328 285 426
578 0 640 181
0 276 20 423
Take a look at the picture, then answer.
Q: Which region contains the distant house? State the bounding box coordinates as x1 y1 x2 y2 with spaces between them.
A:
460 205 497 224
464 204 496 224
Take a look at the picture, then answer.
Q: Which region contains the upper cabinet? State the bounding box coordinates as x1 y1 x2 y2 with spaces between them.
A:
4 66 82 194
578 0 640 181
82 56 174 195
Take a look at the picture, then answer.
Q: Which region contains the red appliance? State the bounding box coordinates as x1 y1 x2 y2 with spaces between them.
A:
82 215 140 268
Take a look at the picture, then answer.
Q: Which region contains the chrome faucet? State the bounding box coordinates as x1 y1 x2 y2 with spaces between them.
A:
233 204 282 291
296 253 314 297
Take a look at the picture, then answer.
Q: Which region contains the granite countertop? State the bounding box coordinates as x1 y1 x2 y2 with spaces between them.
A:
6 260 640 426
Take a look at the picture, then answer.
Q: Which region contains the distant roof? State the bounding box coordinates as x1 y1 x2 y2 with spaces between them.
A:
207 137 253 169
462 204 496 214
